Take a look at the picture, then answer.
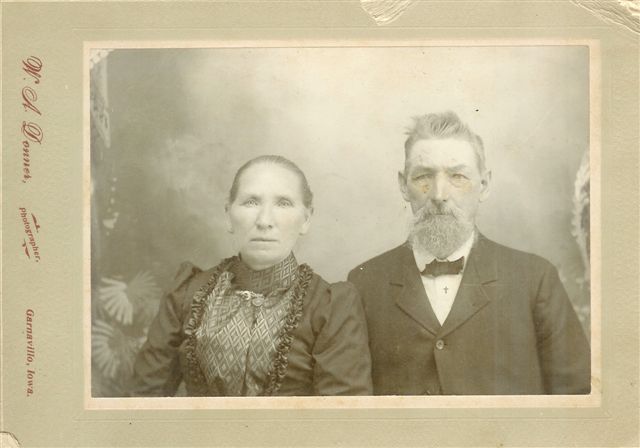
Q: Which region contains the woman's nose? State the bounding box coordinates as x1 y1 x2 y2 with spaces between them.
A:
255 205 275 228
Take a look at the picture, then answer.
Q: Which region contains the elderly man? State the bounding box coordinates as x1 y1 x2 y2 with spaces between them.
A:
348 111 590 395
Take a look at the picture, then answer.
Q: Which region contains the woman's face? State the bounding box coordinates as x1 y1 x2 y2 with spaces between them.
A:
226 162 311 270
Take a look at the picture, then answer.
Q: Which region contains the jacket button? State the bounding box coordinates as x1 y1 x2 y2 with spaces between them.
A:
435 339 445 350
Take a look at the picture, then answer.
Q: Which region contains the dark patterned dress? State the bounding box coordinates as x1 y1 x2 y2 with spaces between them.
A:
131 254 372 396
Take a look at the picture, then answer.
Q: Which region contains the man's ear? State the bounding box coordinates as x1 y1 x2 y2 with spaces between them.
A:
224 203 233 233
479 170 492 202
398 171 410 202
299 207 314 235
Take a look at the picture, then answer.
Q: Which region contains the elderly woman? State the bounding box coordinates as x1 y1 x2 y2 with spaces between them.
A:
131 155 372 396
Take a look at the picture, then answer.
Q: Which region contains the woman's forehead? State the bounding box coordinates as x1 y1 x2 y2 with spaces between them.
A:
236 162 304 196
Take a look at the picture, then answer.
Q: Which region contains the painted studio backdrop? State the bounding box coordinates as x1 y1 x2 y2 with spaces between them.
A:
89 46 591 397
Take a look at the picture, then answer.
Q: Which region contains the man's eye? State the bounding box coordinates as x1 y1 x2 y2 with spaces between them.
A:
451 173 468 180
243 198 259 206
412 174 430 181
277 199 293 207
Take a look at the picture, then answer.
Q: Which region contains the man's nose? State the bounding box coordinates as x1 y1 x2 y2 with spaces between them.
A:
255 205 275 229
430 174 450 201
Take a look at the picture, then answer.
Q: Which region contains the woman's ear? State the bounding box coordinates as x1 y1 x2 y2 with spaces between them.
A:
299 206 313 235
224 203 234 233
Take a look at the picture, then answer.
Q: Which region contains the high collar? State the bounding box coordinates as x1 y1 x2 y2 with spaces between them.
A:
231 253 298 295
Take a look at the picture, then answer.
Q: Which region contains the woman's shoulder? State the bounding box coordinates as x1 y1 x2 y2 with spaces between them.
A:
167 261 204 293
300 270 368 346
169 258 244 321
305 270 361 309
171 257 239 287
166 260 226 308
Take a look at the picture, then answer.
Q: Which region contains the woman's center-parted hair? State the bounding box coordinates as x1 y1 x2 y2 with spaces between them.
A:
228 155 314 209
404 111 487 173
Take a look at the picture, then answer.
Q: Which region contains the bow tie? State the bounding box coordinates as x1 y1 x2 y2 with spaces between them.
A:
421 257 465 277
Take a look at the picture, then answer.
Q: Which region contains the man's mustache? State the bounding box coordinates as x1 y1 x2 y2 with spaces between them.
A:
413 201 460 222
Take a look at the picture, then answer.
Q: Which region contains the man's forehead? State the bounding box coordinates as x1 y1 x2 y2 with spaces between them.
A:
405 138 481 171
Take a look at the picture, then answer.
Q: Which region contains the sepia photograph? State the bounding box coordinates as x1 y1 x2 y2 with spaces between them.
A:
89 44 593 400
3 0 638 446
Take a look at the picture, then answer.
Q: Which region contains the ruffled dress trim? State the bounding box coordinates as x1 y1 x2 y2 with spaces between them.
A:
183 255 313 396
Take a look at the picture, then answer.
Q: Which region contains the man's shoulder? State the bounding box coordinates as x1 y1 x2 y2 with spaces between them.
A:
476 235 555 272
348 243 409 281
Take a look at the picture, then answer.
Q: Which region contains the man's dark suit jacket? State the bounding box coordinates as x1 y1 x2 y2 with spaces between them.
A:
348 234 591 395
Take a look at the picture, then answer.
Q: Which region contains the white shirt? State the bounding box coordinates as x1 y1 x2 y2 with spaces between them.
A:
412 232 475 325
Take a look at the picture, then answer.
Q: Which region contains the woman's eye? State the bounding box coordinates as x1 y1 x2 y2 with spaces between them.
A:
243 198 259 206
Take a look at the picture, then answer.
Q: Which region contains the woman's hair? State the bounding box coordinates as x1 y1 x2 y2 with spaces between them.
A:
228 155 314 209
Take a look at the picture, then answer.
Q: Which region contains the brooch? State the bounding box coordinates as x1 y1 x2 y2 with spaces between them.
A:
236 290 266 307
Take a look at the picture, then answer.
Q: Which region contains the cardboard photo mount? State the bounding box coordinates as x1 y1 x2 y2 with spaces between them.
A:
1 1 638 446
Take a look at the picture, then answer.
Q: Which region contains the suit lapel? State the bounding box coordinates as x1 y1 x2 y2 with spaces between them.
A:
392 244 442 336
438 234 498 338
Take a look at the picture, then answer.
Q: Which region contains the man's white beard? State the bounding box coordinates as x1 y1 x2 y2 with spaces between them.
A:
409 201 475 259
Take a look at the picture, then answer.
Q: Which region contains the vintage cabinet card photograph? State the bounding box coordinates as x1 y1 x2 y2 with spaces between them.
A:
1 1 638 447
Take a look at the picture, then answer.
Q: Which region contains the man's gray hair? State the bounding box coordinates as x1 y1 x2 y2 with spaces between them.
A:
404 111 487 172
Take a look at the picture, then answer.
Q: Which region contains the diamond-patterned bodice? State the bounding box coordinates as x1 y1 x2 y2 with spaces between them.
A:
193 266 295 396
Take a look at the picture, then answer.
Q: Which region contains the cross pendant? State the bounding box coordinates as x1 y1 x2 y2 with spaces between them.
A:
443 286 449 294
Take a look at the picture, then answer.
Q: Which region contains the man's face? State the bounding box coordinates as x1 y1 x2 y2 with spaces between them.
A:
399 137 490 257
